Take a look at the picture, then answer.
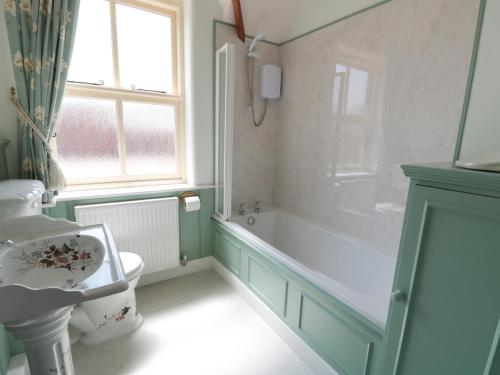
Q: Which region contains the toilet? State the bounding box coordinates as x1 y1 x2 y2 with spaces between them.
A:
0 179 44 217
69 252 144 345
0 179 144 345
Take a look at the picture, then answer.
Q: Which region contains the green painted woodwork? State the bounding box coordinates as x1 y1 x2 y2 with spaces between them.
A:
247 255 288 316
214 229 241 275
0 326 25 375
299 293 374 375
213 221 384 375
279 0 392 46
0 326 9 375
381 164 500 375
45 188 215 261
401 162 500 198
453 0 487 161
7 336 23 358
0 139 9 180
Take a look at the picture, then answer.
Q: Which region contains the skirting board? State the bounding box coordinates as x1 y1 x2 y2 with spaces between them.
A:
138 256 213 287
212 258 338 375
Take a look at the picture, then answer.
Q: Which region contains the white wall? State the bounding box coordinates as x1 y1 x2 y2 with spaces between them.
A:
184 0 222 185
0 13 18 178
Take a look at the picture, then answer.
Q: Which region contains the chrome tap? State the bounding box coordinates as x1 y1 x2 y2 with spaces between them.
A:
254 200 262 213
239 203 247 216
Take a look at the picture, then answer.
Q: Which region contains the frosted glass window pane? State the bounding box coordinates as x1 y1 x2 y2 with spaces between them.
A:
67 0 114 85
116 4 173 93
122 102 177 175
56 98 120 179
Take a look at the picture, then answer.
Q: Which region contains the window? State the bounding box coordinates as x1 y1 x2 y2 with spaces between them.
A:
55 0 184 187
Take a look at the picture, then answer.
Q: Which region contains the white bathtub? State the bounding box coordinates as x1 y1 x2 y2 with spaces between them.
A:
224 208 396 328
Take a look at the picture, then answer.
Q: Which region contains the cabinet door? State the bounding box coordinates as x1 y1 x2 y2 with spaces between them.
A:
381 185 500 375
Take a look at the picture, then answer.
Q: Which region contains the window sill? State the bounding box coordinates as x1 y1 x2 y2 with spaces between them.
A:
56 183 215 202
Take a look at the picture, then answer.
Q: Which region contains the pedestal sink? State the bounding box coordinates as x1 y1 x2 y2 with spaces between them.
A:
0 215 128 375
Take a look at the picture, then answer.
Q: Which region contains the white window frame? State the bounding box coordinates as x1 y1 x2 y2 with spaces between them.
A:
58 0 185 190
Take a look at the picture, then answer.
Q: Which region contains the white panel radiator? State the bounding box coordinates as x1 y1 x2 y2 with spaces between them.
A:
74 197 180 275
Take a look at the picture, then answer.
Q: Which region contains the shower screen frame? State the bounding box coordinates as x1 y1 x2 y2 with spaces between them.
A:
215 43 235 220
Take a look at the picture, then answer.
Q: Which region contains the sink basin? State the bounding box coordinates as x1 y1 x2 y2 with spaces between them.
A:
0 215 128 323
0 214 128 375
1 234 104 289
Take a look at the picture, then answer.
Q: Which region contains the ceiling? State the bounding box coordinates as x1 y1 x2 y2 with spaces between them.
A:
217 0 388 44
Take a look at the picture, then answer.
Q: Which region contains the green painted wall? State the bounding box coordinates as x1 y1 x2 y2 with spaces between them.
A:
0 326 10 375
45 188 215 261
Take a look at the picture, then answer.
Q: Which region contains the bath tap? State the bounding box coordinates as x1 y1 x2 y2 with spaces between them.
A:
239 203 247 215
254 200 262 213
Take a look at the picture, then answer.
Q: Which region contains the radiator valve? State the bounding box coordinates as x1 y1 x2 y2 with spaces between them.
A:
180 254 188 266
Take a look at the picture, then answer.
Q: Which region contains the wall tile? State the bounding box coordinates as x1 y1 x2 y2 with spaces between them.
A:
216 24 281 212
274 0 479 256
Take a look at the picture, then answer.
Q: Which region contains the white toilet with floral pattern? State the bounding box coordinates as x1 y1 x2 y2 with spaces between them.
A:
69 252 144 345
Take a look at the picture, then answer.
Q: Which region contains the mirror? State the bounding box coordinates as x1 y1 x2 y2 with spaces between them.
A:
456 0 500 171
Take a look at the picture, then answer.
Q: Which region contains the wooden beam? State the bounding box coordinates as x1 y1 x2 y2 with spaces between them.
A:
232 0 245 43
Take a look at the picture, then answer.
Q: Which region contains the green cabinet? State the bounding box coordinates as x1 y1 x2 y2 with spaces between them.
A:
381 164 500 375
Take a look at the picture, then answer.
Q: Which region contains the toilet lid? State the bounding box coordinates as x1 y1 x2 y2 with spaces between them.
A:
119 252 143 278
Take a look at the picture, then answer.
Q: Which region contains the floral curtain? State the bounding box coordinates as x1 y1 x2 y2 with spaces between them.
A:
3 0 80 201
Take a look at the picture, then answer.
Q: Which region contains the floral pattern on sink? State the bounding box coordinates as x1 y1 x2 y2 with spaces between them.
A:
62 279 83 290
13 235 96 275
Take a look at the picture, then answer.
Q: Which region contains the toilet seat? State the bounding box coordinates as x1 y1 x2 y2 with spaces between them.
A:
120 252 143 280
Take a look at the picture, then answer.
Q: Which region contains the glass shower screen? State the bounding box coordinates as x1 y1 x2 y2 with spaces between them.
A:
215 43 235 220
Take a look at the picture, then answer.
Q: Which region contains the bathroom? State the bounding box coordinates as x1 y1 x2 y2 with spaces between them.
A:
0 0 499 374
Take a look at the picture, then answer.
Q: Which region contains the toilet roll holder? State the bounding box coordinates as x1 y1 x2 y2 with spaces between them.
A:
179 191 198 202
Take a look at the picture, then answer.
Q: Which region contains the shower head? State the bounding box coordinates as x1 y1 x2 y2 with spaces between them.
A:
248 33 266 58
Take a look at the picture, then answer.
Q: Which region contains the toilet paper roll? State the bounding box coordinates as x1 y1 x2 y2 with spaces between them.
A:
183 196 200 212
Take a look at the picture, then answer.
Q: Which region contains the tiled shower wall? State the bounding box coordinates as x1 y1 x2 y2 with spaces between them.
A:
273 0 478 256
216 0 479 257
216 24 280 212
